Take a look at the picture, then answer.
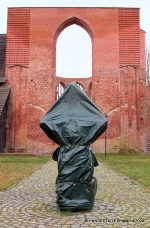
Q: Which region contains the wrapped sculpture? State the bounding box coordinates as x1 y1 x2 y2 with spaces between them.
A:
40 82 107 210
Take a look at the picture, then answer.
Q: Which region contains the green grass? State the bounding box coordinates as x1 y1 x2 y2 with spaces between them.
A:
0 156 51 191
96 154 150 189
0 154 150 192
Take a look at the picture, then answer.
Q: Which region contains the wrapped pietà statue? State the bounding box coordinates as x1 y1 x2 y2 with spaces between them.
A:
40 82 107 210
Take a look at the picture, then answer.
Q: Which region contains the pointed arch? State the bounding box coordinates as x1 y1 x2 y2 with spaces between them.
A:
55 19 92 78
87 81 92 98
55 17 93 44
56 82 65 100
76 82 84 91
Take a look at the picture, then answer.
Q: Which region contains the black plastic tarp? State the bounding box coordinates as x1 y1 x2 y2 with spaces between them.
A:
40 82 107 210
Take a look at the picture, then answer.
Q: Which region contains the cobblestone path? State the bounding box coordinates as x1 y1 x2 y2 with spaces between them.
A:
0 158 150 228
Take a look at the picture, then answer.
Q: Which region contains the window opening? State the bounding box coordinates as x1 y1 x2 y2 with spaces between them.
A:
76 83 84 91
56 24 92 78
56 83 64 99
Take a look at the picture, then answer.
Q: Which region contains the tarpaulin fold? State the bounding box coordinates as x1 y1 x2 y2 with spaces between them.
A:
40 82 107 210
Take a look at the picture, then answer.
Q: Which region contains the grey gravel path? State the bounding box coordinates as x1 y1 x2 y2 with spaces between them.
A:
0 158 150 228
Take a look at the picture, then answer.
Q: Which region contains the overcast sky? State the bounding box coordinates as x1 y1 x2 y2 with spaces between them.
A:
0 0 150 78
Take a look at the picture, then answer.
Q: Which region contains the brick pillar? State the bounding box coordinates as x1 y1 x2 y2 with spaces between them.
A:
6 66 28 152
120 66 139 152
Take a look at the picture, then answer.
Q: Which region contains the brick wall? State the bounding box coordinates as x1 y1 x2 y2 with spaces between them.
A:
5 7 147 154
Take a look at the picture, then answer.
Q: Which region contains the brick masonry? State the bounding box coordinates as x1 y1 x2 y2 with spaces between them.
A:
4 7 150 154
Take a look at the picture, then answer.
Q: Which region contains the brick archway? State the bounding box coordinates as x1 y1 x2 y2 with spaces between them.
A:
56 23 92 79
55 17 93 43
4 7 147 154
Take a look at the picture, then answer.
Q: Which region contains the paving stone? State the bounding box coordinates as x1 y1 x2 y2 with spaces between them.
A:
0 159 149 227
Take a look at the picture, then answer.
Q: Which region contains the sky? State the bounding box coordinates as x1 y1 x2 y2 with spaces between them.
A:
0 0 150 78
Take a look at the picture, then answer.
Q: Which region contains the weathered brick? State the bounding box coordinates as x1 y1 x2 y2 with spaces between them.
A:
4 7 148 154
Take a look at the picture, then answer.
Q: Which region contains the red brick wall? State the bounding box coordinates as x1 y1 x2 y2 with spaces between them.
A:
6 66 28 152
140 29 146 68
118 8 140 66
5 7 147 154
6 8 30 66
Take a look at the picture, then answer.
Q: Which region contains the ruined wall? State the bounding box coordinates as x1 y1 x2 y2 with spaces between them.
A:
5 7 147 154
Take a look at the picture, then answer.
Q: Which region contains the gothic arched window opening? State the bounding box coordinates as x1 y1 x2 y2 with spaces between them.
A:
56 24 92 78
56 83 65 100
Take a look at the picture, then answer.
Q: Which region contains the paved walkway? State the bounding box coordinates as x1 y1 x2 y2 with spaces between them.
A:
0 158 149 228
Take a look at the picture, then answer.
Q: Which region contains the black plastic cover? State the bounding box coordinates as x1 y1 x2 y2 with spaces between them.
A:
40 82 107 210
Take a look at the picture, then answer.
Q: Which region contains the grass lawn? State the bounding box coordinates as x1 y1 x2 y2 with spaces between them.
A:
0 156 51 191
96 154 150 189
0 154 150 192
